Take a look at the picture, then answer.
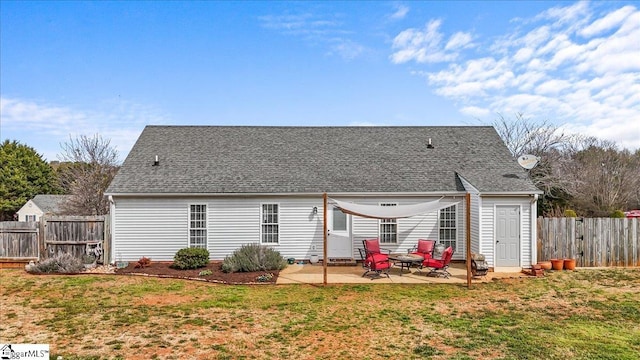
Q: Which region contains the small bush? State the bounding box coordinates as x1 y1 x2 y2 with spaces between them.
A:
28 253 84 274
221 243 287 273
134 257 152 268
611 210 625 218
256 273 274 282
198 269 212 276
564 209 577 217
172 247 210 270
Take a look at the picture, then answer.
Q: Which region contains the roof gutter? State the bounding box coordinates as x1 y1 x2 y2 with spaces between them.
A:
104 191 468 198
479 191 544 196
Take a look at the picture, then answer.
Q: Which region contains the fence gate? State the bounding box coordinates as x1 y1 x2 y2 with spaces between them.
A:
41 215 107 264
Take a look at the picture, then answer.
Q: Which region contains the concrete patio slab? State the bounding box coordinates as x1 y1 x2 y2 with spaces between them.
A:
276 262 528 285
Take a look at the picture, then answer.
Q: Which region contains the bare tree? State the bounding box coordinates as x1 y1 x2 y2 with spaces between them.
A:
57 134 119 215
493 113 571 158
492 113 575 215
560 138 640 216
491 113 640 216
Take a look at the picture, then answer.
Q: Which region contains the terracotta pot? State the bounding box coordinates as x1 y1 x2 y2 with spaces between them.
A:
564 258 576 270
537 261 552 270
550 259 564 271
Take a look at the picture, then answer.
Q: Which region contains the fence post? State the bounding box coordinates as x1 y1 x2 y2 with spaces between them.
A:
38 217 46 261
104 215 111 264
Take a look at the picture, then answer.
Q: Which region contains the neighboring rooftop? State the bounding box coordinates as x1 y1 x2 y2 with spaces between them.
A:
106 126 540 195
31 194 72 214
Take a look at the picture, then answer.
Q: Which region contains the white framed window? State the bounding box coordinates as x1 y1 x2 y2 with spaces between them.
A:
379 203 397 244
261 203 279 244
439 204 457 251
189 204 207 248
25 215 36 222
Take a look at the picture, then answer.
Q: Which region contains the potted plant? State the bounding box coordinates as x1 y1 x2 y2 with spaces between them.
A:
550 259 564 271
564 258 576 270
537 260 552 270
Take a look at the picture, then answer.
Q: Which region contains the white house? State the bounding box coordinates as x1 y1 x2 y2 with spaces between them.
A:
105 126 542 271
16 195 71 222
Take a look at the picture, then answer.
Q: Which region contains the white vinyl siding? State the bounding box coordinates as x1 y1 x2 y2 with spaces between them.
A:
379 203 397 244
261 203 279 244
480 197 532 267
112 195 508 263
459 176 481 255
112 198 191 262
189 204 207 248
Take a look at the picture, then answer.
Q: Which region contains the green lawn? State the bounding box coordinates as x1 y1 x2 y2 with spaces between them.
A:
1 268 639 359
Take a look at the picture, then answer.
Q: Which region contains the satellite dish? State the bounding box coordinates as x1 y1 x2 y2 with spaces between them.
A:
518 154 540 170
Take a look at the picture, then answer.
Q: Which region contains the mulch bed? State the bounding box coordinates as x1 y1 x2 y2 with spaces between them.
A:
114 261 279 284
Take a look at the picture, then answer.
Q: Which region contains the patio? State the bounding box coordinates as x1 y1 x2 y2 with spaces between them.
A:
276 261 528 284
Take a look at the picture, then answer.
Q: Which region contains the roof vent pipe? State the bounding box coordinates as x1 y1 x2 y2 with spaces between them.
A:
153 155 159 166
427 138 434 149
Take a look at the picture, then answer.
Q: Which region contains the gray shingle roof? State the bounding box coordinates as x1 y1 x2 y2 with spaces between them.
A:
106 126 539 194
31 195 72 214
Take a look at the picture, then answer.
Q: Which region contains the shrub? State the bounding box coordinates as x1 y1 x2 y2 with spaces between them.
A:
564 209 577 217
134 257 152 268
256 273 274 282
198 269 212 276
611 210 625 218
221 243 287 273
172 247 210 270
28 253 84 274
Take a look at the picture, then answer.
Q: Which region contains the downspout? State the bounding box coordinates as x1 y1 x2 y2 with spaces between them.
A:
466 193 472 289
531 194 538 266
108 195 115 265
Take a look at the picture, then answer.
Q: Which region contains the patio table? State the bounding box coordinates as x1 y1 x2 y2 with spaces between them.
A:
389 253 423 276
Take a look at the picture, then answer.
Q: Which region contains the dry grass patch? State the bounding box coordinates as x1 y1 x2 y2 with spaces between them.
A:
1 268 639 359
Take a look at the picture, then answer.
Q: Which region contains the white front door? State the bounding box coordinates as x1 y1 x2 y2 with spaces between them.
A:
495 205 520 267
327 207 352 258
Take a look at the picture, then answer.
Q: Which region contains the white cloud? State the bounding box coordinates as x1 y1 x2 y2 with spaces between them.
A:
534 79 572 95
259 12 367 61
0 97 170 161
327 39 366 60
390 2 640 150
580 5 636 37
390 19 471 64
535 1 591 31
390 4 409 20
460 106 490 118
445 32 473 51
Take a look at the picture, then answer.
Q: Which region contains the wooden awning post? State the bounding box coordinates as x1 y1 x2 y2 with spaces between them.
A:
323 192 328 286
466 192 472 289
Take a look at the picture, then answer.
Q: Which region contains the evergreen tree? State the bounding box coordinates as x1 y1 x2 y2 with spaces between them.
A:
0 140 61 220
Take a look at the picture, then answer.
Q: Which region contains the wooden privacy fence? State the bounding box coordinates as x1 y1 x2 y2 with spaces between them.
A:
0 215 110 267
0 221 39 263
537 217 639 267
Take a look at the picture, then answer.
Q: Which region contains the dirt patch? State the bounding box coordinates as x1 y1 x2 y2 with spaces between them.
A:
115 261 279 284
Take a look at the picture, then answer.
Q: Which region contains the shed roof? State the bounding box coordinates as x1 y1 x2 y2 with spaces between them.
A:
31 195 72 214
106 126 539 195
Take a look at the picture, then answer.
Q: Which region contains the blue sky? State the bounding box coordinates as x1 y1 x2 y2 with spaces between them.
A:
1 1 639 162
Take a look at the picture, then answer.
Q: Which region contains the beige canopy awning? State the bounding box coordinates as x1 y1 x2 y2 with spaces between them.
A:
330 197 460 219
